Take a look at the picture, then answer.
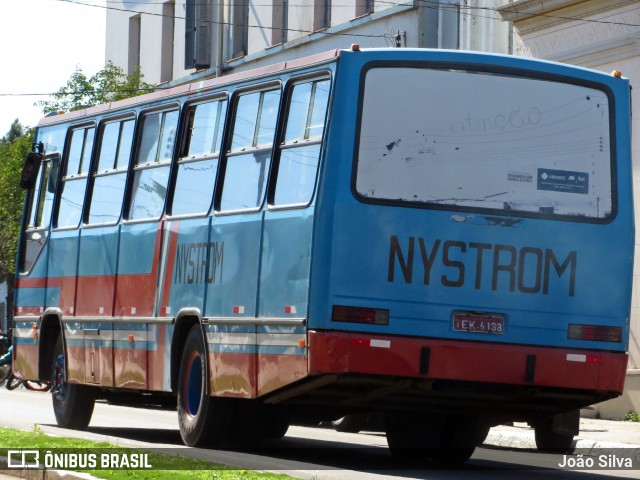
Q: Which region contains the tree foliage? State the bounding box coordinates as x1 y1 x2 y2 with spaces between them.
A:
0 124 32 276
36 61 155 114
3 119 24 144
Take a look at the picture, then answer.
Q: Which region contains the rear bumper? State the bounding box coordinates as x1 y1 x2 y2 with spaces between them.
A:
308 330 628 394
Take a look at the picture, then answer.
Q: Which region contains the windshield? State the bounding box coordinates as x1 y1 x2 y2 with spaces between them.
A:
355 67 613 220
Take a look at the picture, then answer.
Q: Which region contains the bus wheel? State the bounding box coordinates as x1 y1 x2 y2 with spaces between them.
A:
385 412 480 465
51 336 95 429
264 406 289 440
385 412 444 463
534 422 574 452
177 325 234 447
533 410 577 453
437 416 488 464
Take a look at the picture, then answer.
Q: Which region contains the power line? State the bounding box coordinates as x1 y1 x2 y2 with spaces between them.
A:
51 0 640 29
51 0 390 37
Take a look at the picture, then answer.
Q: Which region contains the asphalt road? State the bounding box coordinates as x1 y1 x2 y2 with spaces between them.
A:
0 388 638 480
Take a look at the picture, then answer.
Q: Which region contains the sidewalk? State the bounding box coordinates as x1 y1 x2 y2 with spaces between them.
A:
485 417 640 453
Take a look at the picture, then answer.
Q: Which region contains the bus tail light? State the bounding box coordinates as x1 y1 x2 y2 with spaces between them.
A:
568 324 622 343
332 305 389 325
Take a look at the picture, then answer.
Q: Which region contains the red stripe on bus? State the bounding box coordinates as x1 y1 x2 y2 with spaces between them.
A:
15 277 60 288
76 275 116 316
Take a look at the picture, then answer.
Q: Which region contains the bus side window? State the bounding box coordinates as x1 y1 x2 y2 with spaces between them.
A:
89 118 134 224
272 78 330 206
171 98 227 216
129 109 179 220
56 126 94 228
220 88 281 211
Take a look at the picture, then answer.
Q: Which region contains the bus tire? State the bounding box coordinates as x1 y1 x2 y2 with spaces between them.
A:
385 412 479 465
385 412 444 463
51 336 95 429
177 325 234 447
264 406 289 440
534 424 574 452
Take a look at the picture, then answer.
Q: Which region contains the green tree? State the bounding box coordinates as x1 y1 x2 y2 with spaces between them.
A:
0 124 33 276
2 119 24 143
36 61 155 114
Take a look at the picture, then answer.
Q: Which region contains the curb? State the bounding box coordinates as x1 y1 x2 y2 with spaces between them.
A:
484 427 640 457
0 457 97 480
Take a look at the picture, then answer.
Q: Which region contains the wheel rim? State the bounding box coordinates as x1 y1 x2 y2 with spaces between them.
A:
52 353 67 403
183 352 203 417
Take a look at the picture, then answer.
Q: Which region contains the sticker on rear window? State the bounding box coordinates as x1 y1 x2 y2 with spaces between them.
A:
537 168 589 195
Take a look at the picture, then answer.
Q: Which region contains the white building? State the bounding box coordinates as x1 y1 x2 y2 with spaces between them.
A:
105 0 512 85
499 0 640 419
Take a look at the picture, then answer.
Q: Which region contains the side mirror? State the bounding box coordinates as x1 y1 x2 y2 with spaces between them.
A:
20 152 43 189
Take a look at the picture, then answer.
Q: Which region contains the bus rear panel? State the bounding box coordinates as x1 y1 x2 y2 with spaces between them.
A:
304 49 633 422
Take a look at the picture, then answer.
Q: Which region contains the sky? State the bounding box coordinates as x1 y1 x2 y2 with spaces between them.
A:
0 0 106 137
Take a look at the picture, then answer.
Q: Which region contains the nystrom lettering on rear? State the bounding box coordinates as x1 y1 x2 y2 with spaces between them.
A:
388 235 577 296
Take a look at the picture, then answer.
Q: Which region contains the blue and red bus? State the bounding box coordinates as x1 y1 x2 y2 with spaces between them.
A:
13 47 633 462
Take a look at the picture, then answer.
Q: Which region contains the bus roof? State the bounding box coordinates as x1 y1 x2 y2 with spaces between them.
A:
37 49 341 127
37 46 626 128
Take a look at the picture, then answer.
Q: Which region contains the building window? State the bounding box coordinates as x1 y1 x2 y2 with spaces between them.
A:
314 0 331 31
128 15 141 75
161 1 175 82
232 0 249 58
356 0 373 17
185 0 212 69
439 1 460 49
272 0 289 45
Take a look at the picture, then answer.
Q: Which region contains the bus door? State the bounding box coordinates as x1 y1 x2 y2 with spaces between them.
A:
14 127 64 379
257 76 331 396
113 106 179 390
47 125 95 384
76 117 135 386
203 86 281 398
16 151 58 316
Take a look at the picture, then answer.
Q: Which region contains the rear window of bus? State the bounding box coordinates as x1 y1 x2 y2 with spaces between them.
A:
355 66 614 221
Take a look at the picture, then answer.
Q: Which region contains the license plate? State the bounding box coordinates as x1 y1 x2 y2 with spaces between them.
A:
453 313 504 335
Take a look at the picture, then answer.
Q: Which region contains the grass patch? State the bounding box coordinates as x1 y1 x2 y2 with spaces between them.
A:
0 427 294 480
